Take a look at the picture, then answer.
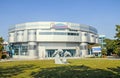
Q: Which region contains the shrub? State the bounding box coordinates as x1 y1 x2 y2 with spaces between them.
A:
1 54 7 59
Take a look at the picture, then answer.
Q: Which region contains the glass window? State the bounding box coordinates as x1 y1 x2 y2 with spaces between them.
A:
46 49 56 57
69 29 78 32
63 49 76 57
91 35 94 37
28 32 36 35
68 33 79 36
80 45 87 50
46 49 76 57
53 32 66 35
84 33 87 36
39 32 52 35
14 47 19 55
39 32 79 36
28 45 36 50
80 46 84 50
21 46 28 55
13 44 28 56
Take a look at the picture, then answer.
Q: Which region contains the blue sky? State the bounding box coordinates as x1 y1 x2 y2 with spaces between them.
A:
0 0 120 40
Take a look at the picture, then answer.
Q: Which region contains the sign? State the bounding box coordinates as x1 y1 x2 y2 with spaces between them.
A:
92 46 101 53
51 23 68 29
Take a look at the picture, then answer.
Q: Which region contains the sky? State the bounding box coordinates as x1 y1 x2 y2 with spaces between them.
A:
0 0 120 41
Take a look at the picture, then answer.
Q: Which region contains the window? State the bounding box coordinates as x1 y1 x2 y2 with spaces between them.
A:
84 33 87 36
46 49 56 57
39 32 52 35
91 35 94 37
63 49 76 57
17 33 19 36
39 32 79 36
16 32 23 36
13 44 28 56
69 29 78 32
46 49 76 57
80 45 87 50
28 32 36 35
66 32 79 36
53 32 66 35
21 46 28 55
28 45 36 50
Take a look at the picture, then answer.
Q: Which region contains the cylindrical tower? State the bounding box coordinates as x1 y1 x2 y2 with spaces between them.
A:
90 33 96 43
28 42 37 58
81 32 88 42
16 31 23 42
80 43 88 57
9 33 15 43
28 30 36 41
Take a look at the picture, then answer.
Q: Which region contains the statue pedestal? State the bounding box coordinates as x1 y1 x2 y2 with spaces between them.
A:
55 57 63 64
62 57 67 64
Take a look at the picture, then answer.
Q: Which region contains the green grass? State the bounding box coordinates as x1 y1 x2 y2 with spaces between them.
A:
0 58 120 78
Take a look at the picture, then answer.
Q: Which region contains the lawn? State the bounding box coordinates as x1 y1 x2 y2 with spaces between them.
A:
0 58 120 78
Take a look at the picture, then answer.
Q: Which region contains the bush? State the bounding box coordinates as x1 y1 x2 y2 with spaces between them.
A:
1 54 7 59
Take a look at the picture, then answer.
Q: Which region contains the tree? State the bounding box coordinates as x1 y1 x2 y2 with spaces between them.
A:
114 25 120 57
104 39 116 55
115 25 120 40
0 37 4 58
101 48 107 55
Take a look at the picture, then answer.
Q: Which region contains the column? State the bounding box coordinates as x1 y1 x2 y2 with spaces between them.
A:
80 43 88 57
28 42 37 58
38 45 45 59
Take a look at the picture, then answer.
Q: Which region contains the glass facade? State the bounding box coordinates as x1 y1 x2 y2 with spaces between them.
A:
46 49 57 57
46 49 76 57
28 45 36 50
63 49 76 57
39 32 79 36
13 43 28 56
9 22 98 59
80 45 87 50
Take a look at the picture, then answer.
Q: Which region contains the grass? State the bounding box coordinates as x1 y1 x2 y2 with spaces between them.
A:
0 58 120 78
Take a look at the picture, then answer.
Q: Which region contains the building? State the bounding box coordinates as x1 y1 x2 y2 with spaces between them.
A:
8 22 99 59
99 35 106 49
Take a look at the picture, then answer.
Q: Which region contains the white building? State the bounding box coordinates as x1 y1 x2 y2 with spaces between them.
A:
8 22 99 59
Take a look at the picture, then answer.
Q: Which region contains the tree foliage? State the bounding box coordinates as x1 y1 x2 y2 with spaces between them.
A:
0 37 4 59
0 37 4 51
104 38 116 55
115 25 120 40
114 25 120 57
101 48 107 55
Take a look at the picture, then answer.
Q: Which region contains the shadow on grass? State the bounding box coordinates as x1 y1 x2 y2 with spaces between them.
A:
31 65 120 78
0 64 36 78
108 66 120 76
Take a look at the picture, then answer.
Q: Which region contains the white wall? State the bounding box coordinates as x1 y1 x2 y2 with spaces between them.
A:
89 33 96 43
9 33 14 43
28 30 36 41
16 31 23 42
81 32 88 42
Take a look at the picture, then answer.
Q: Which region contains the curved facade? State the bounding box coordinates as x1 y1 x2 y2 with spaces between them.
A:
8 22 98 59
